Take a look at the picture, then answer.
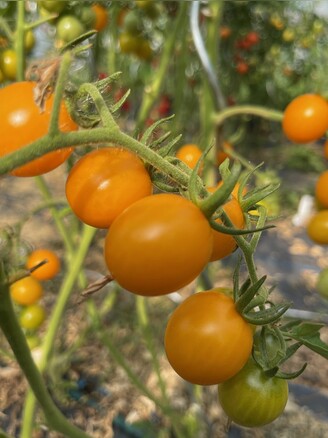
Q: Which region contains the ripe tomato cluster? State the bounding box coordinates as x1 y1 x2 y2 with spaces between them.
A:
10 249 60 343
282 94 328 300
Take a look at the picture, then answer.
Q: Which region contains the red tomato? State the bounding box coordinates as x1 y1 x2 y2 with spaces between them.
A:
236 61 249 74
104 194 213 296
10 277 43 306
26 249 60 281
0 82 77 177
164 291 253 385
66 148 153 228
246 31 260 46
218 359 289 427
282 94 328 143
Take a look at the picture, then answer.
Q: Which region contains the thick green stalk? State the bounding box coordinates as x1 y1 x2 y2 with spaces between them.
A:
15 0 25 81
135 1 188 131
0 268 91 438
20 225 96 438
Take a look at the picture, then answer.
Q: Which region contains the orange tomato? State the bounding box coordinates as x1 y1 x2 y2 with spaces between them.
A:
10 276 43 306
282 94 328 143
307 210 328 244
176 144 202 169
104 194 213 296
164 291 253 385
66 148 153 228
91 3 109 32
217 141 233 165
0 82 77 177
26 249 60 281
315 170 328 208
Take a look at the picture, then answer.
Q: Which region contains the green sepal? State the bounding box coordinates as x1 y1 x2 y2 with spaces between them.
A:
235 276 266 313
280 321 328 359
253 326 286 370
140 115 175 145
155 134 182 157
209 216 274 236
241 182 280 213
199 160 242 218
243 302 291 325
59 30 98 53
275 363 307 380
110 89 131 114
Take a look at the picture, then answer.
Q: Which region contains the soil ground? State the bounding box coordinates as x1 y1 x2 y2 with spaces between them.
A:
0 163 328 438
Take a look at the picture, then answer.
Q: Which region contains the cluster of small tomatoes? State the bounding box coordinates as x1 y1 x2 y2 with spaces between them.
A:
0 1 108 83
10 249 60 348
38 1 109 47
0 78 290 427
282 93 328 300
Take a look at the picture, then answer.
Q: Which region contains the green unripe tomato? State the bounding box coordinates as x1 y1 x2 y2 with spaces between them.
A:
79 6 97 29
39 0 66 14
0 49 17 80
218 359 289 427
19 304 46 330
123 10 141 35
56 15 85 43
316 268 328 299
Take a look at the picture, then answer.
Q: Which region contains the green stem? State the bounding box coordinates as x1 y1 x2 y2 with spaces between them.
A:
0 268 91 438
135 1 188 131
0 127 192 188
135 296 168 401
213 105 283 127
77 83 119 129
15 0 25 81
48 52 72 135
34 176 73 253
20 225 96 438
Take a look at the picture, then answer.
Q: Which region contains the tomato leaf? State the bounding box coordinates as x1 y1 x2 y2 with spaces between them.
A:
281 321 328 359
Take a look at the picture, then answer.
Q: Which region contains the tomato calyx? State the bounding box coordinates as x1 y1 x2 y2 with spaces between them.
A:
252 325 308 380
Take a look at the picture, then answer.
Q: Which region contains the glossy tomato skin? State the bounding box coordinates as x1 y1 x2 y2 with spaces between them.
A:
26 249 60 281
282 94 328 143
164 291 253 385
66 148 153 228
19 304 46 330
209 197 245 262
0 49 17 80
176 144 202 170
307 210 328 244
218 359 289 427
104 194 213 296
10 277 43 306
315 170 328 208
56 15 85 43
0 82 77 177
